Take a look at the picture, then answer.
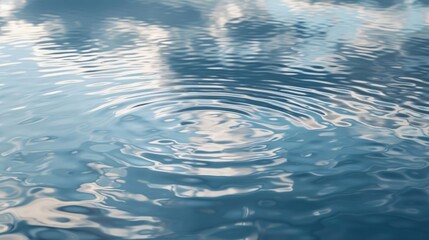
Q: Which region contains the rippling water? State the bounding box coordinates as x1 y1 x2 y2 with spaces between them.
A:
1 0 429 239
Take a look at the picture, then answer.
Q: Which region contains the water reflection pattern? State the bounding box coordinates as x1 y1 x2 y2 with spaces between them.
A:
1 0 429 239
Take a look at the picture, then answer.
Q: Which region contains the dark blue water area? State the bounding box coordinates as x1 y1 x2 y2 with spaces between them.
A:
1 0 429 239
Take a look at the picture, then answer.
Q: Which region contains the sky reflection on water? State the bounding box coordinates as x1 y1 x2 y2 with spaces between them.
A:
1 0 429 239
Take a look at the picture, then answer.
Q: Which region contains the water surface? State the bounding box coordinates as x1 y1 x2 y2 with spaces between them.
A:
1 0 429 239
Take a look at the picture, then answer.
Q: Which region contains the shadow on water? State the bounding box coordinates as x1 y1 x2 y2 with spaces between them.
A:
17 0 203 26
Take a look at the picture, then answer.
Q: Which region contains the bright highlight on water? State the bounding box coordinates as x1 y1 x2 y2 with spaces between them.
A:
1 0 429 239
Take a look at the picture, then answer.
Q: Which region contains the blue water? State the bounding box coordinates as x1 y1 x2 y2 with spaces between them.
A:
1 0 429 239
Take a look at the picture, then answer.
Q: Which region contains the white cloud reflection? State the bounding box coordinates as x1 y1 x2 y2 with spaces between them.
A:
0 0 26 18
